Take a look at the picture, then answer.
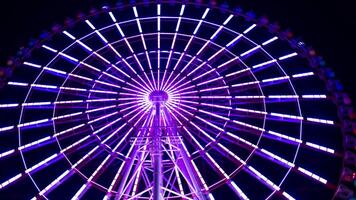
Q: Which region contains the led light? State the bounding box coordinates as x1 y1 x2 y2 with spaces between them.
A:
19 136 52 150
261 148 295 167
306 142 335 154
252 59 276 69
180 5 185 16
279 52 298 60
210 26 223 40
248 166 280 190
230 181 249 200
223 14 234 25
298 167 327 184
240 45 260 57
270 112 303 120
108 11 116 22
232 81 259 87
262 36 278 46
157 4 161 15
0 125 15 132
0 173 22 189
44 67 67 75
268 130 302 143
62 30 76 40
226 34 243 47
282 192 296 200
202 8 210 19
268 95 299 99
193 21 202 35
18 118 49 128
22 102 51 106
77 40 93 52
25 153 57 173
243 24 256 34
136 19 143 33
95 30 108 43
59 52 79 62
234 95 265 99
306 117 334 125
236 108 267 115
133 6 138 18
69 73 92 81
262 76 289 83
233 120 265 132
85 20 96 30
23 61 42 68
115 23 125 37
31 84 57 89
42 45 58 53
0 103 18 108
0 149 15 158
292 72 314 78
302 94 327 99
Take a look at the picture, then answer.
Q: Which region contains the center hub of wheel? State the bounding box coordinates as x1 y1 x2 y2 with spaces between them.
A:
149 90 169 102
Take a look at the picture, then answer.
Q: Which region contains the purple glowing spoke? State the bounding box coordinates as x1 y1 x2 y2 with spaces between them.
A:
160 5 186 91
131 7 157 91
161 8 210 91
166 21 257 93
60 31 154 93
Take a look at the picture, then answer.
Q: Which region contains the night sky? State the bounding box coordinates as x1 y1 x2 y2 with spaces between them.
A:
0 0 355 104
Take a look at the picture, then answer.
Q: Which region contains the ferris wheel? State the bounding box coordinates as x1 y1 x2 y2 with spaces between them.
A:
0 1 353 199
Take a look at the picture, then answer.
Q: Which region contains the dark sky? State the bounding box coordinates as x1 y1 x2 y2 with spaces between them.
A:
0 0 355 105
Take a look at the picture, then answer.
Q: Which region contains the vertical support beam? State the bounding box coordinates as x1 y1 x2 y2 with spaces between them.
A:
163 107 207 200
152 102 162 200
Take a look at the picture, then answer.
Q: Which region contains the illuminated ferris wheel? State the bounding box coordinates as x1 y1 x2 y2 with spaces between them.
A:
0 1 353 199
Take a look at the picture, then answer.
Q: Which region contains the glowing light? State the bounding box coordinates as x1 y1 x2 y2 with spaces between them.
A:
243 24 256 34
279 52 298 60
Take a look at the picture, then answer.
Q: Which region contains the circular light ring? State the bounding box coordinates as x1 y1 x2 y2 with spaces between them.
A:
0 2 345 200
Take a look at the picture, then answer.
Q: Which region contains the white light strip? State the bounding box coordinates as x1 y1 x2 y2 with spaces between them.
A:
252 59 276 69
230 181 249 200
298 167 327 184
226 34 243 47
202 8 210 19
306 117 334 125
42 45 58 53
44 67 67 75
302 94 327 99
58 52 79 62
292 72 314 78
270 112 303 120
261 149 295 167
62 31 76 40
0 103 18 108
109 12 116 22
248 166 280 190
223 14 234 25
306 142 335 154
133 6 138 18
0 173 22 189
279 52 298 60
8 81 28 86
23 61 42 68
262 36 278 46
243 24 256 34
85 20 96 30
262 76 289 83
240 45 260 57
282 192 296 200
268 130 302 143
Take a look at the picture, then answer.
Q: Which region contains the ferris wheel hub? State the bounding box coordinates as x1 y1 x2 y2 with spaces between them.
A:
149 90 169 102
